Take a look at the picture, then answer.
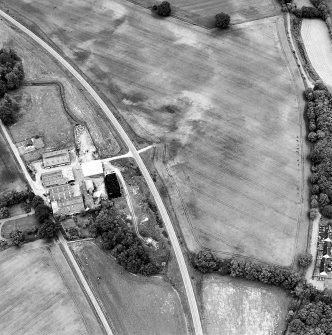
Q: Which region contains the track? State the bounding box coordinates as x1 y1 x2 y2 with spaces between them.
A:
0 9 203 335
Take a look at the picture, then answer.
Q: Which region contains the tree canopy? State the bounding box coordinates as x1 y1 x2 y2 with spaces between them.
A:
215 12 231 29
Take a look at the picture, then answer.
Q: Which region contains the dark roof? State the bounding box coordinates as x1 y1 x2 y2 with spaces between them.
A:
43 149 70 168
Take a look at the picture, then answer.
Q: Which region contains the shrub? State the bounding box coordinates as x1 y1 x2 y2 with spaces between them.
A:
152 1 171 16
9 229 25 246
215 12 231 29
297 253 313 267
301 6 322 18
0 207 9 219
192 250 219 273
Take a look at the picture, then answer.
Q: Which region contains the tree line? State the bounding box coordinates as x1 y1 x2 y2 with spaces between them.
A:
90 206 159 276
0 48 24 126
305 82 332 218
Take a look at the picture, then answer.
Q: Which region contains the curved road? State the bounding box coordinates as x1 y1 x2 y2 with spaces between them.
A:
0 9 203 335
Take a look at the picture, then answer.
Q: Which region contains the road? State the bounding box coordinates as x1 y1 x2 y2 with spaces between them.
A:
0 10 203 335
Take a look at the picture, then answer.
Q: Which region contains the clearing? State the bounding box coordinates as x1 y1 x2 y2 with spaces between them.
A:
1 214 38 239
0 128 26 195
9 85 75 161
70 240 189 335
1 0 306 266
0 242 104 335
202 275 290 335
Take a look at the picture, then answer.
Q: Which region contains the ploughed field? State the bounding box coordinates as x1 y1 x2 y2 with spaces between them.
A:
202 275 290 335
0 243 104 335
2 0 304 265
70 241 189 335
0 129 25 195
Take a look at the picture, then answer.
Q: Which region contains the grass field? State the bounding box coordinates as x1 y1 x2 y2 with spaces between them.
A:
0 16 123 158
202 275 290 335
1 214 38 238
0 0 307 266
71 241 188 335
9 85 75 159
0 243 104 335
0 129 26 196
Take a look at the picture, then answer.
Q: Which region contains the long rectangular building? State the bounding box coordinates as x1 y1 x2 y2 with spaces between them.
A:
42 149 70 168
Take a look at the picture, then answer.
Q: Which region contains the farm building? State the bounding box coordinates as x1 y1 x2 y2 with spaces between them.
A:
105 173 121 198
50 184 84 215
82 160 103 178
51 196 85 215
41 167 74 188
42 149 70 168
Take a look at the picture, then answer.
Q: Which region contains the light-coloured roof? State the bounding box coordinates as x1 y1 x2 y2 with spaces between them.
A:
82 160 103 177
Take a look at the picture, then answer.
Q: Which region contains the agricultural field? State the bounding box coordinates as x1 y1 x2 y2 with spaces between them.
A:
202 275 290 335
70 240 189 335
0 243 104 335
0 16 123 158
0 0 307 266
0 129 26 196
302 18 332 89
9 85 75 161
1 214 38 239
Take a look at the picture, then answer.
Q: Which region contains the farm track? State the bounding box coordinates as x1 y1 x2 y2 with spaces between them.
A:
0 10 203 335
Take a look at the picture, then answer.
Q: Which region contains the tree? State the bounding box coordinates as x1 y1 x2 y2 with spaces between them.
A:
0 94 18 126
9 229 25 246
308 132 318 142
35 204 51 223
215 12 231 29
298 253 313 268
37 219 60 239
321 205 332 218
31 195 44 208
319 193 329 206
152 1 171 16
0 207 9 219
192 250 219 273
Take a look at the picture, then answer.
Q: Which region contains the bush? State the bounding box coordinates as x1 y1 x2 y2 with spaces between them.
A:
31 195 44 208
152 1 171 16
301 6 322 18
297 253 313 268
9 229 25 246
215 12 231 29
192 250 219 273
0 207 9 219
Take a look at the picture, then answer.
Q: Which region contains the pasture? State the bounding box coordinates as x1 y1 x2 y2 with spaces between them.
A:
0 17 123 158
202 275 290 335
0 129 25 195
1 214 38 238
0 243 104 335
1 0 306 266
9 85 75 160
70 241 188 335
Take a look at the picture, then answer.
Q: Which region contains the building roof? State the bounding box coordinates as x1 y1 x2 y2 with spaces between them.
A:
43 149 70 168
82 160 103 177
52 196 84 215
41 170 67 187
49 184 75 201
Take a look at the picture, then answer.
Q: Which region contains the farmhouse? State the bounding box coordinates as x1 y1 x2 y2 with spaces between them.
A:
42 149 70 168
105 173 121 198
82 160 103 178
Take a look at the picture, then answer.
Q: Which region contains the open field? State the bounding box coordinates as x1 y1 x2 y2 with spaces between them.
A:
0 243 104 335
71 240 188 335
1 214 38 238
0 129 26 195
9 85 75 159
0 15 123 159
302 19 332 89
1 0 306 266
202 275 290 335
